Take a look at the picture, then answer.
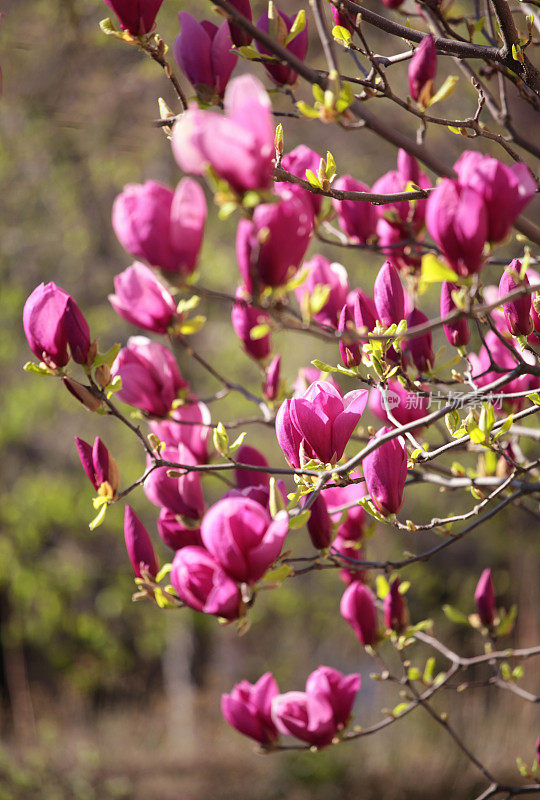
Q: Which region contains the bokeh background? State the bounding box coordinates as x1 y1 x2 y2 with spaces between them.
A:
0 0 539 797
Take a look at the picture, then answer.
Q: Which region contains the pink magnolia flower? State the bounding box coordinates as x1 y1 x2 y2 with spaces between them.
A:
374 260 406 327
348 288 377 333
499 259 532 336
281 145 322 215
112 179 207 275
369 381 429 428
408 35 437 104
332 537 366 585
332 176 377 244
338 304 361 368
454 151 536 243
330 5 355 33
295 255 350 327
124 506 158 579
222 672 280 745
323 475 366 542
150 401 211 465
231 287 272 360
172 75 274 195
226 0 253 47
102 0 164 35
384 578 408 633
112 336 188 417
234 445 270 490
157 508 202 550
403 307 435 373
441 281 470 348
75 437 120 495
271 691 336 747
425 179 487 276
362 427 407 516
340 582 379 645
474 568 496 626
173 13 237 101
170 545 241 619
256 8 308 86
144 444 204 521
276 380 368 467
372 150 431 236
23 282 91 368
201 497 289 584
263 354 281 401
306 494 332 550
109 262 177 334
305 666 360 730
236 195 312 291
469 331 538 410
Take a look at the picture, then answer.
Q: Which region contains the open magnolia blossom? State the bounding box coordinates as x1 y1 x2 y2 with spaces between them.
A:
18 1 540 796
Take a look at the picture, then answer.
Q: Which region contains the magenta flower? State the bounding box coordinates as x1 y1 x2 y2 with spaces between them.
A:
234 445 270 491
170 545 241 619
332 176 377 244
374 260 406 327
474 568 496 626
263 354 281 401
157 508 202 550
408 35 437 104
338 304 361 368
384 578 408 633
381 0 404 8
425 179 487 276
404 307 435 373
306 494 332 550
201 497 289 585
323 475 366 542
441 281 470 348
172 75 274 195
348 288 377 333
112 336 188 417
305 666 360 730
109 262 177 334
231 287 272 360
363 427 407 516
454 151 536 243
276 380 368 467
256 8 308 86
150 401 211 465
237 195 312 291
102 0 164 35
499 259 532 336
369 381 429 428
340 582 379 646
372 150 431 236
222 672 280 745
23 282 91 369
470 331 537 410
271 691 336 747
330 5 355 32
75 437 120 495
124 506 158 579
295 255 350 327
332 537 366 585
112 179 207 275
226 0 253 47
174 13 237 102
144 444 204 521
281 145 322 215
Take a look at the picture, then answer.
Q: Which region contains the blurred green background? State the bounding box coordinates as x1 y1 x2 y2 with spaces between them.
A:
0 0 538 797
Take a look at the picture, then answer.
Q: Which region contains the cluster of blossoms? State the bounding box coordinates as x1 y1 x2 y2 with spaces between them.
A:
20 0 540 776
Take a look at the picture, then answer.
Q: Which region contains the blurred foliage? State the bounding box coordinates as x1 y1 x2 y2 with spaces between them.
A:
0 0 538 797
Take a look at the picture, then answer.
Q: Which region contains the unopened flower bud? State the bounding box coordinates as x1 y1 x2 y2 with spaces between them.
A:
338 304 361 368
408 35 437 105
499 259 532 336
474 568 496 626
441 281 470 347
62 377 103 412
362 427 407 516
340 582 379 646
306 494 332 549
124 506 158 580
374 260 405 327
384 577 408 633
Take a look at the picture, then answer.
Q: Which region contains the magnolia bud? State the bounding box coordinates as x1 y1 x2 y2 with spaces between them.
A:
474 568 496 626
499 259 532 336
